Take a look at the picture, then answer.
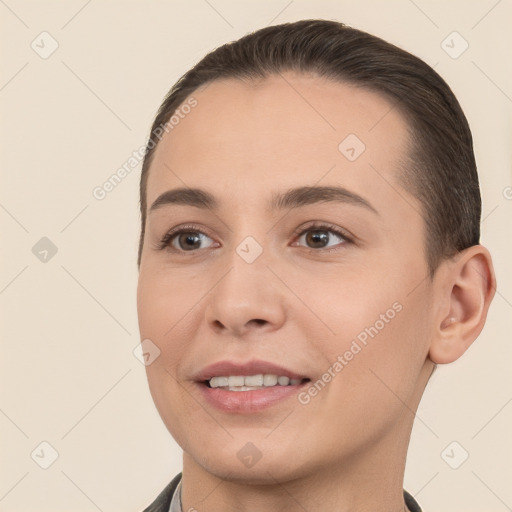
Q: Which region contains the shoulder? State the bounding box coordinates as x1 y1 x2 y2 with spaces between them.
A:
141 473 182 512
404 489 423 512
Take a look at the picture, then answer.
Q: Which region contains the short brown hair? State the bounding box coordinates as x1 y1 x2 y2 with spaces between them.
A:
137 19 481 276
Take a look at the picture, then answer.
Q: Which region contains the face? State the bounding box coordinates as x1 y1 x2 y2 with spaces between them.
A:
137 73 437 483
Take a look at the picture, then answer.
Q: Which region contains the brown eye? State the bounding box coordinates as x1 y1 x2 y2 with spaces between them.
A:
158 226 216 252
174 232 206 251
303 230 331 248
294 223 351 252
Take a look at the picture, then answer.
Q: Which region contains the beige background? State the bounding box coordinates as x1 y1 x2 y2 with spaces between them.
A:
1 0 511 511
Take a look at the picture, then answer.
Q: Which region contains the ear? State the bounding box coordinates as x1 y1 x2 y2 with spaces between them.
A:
429 245 496 364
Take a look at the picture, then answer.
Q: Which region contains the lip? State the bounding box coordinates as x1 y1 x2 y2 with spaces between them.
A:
193 359 311 414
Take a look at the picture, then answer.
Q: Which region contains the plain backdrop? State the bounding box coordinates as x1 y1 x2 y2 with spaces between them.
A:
1 1 511 511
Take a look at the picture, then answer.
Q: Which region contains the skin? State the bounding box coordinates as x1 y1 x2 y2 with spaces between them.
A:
137 72 496 512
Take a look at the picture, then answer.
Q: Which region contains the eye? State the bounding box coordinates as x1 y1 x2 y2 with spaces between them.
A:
155 222 353 254
293 223 352 252
157 225 216 252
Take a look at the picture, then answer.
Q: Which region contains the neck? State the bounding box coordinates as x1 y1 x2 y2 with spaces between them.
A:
180 418 414 512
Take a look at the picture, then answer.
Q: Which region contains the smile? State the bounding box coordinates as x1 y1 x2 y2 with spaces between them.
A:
207 374 308 390
194 360 312 412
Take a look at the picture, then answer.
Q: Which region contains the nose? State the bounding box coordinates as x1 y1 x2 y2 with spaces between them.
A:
204 250 287 338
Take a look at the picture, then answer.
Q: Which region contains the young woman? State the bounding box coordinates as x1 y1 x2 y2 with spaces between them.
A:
136 19 495 512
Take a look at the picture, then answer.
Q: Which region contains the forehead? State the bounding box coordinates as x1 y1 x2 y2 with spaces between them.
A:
146 72 416 219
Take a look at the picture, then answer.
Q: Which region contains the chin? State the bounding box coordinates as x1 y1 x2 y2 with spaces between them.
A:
196 454 307 485
180 433 319 485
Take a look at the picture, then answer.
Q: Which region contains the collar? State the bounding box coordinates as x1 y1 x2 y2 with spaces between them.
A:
163 473 423 512
169 477 182 512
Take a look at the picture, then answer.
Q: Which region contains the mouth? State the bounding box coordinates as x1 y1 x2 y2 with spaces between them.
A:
194 359 311 412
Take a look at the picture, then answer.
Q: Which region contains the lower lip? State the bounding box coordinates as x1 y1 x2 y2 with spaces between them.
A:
197 382 309 413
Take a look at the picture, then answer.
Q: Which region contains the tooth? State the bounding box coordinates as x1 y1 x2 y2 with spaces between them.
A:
209 374 304 389
210 376 229 388
263 374 278 386
228 376 245 387
245 374 264 386
229 385 261 391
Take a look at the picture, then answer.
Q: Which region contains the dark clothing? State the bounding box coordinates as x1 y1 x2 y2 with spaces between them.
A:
142 472 423 512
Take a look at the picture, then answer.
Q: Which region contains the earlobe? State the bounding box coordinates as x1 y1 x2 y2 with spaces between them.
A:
429 245 496 365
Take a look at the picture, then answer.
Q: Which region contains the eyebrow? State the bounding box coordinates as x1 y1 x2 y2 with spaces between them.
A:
149 186 379 215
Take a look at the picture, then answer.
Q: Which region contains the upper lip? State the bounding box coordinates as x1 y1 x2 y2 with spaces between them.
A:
194 359 309 382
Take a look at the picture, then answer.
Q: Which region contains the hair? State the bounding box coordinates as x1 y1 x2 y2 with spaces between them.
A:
137 19 481 281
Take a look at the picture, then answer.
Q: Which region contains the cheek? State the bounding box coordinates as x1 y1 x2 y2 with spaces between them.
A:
306 266 430 399
136 271 200 401
317 292 431 430
137 273 193 441
303 265 395 344
137 269 200 341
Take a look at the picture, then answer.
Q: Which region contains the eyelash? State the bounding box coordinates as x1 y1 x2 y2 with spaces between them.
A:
155 222 354 255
